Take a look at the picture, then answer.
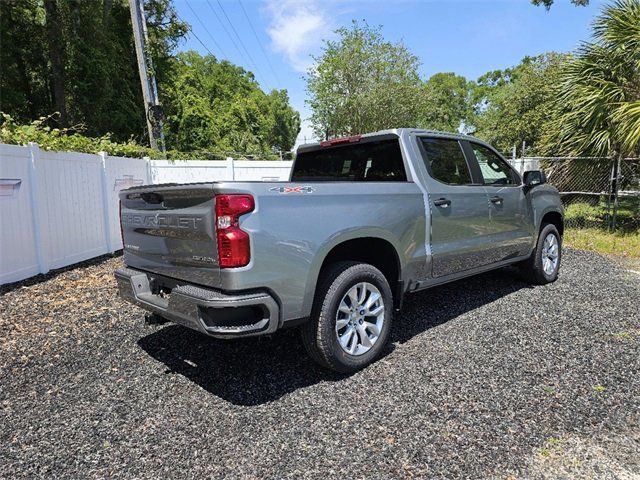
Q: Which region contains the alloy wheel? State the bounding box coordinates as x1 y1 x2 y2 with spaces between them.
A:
335 282 385 356
541 233 559 275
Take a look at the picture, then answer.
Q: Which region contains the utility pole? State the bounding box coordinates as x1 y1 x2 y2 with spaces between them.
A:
129 0 165 153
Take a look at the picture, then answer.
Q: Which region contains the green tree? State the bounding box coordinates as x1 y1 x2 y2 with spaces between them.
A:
542 0 640 158
0 2 51 122
43 0 67 125
306 21 422 139
471 53 568 154
0 0 187 142
0 2 299 158
418 72 471 133
162 51 299 158
265 90 303 153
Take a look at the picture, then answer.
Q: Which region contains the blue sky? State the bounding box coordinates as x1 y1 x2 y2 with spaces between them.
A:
173 0 608 146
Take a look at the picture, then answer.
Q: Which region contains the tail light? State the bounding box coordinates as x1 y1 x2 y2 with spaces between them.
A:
215 194 254 268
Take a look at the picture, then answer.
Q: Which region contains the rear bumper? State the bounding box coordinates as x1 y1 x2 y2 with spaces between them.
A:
115 267 279 338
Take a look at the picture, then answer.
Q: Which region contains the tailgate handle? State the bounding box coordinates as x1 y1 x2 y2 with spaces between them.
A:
141 192 163 204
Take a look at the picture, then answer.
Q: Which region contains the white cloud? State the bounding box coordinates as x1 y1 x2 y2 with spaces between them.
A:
265 0 332 72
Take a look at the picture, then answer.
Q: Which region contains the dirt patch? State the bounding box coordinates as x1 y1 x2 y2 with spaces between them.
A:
0 255 131 353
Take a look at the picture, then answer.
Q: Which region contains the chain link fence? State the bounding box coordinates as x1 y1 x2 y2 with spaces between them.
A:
510 157 640 232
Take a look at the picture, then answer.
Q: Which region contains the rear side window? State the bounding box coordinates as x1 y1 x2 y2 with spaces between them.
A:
470 143 518 186
419 137 472 185
292 139 407 182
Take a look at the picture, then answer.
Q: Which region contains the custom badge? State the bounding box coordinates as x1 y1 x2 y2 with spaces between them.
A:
269 186 315 194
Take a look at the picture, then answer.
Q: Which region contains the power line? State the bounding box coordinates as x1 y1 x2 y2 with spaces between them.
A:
184 0 228 59
174 8 221 59
186 25 217 58
238 0 281 88
215 0 269 90
205 0 248 65
174 9 216 57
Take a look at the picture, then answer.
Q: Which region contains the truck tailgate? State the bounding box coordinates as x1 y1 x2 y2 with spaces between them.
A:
119 183 221 288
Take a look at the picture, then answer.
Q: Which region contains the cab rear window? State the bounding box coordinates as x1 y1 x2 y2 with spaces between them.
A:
292 139 407 182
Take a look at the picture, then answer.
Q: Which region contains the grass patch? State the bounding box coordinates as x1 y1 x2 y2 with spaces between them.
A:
564 228 640 258
564 199 638 232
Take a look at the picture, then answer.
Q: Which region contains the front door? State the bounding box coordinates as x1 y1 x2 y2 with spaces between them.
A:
415 136 493 278
467 141 533 262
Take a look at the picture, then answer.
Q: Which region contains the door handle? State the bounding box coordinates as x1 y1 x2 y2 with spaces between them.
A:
434 198 451 207
490 196 503 205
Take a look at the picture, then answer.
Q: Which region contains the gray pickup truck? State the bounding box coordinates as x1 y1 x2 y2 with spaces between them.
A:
116 128 563 372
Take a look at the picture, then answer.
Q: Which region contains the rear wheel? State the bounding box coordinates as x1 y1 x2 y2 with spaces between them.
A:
520 223 562 284
301 262 393 373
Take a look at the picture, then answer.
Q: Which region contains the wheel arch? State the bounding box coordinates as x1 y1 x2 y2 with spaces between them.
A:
540 209 564 236
300 232 404 318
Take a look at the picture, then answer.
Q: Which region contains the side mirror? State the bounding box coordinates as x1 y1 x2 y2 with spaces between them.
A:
523 170 546 187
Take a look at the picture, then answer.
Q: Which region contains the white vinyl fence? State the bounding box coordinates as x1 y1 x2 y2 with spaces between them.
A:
0 143 292 285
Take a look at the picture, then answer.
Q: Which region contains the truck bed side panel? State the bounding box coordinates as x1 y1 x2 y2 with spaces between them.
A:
212 181 427 321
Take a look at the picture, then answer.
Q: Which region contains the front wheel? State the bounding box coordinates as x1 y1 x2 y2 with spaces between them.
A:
520 223 562 284
301 262 393 373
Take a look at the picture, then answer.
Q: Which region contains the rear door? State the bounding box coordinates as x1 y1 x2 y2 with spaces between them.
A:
414 135 492 278
466 141 533 262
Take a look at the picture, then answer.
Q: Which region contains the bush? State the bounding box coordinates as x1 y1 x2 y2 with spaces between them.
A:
0 113 289 161
0 113 163 159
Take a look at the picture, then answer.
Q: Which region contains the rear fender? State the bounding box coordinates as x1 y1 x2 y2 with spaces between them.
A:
299 228 404 318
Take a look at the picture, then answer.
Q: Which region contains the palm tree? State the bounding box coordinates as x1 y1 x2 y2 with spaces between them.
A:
541 0 640 229
544 0 640 158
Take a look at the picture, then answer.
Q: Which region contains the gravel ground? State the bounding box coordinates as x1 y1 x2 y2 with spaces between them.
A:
1 249 639 479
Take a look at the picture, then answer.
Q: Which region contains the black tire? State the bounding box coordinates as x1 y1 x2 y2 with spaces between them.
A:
520 223 562 284
301 261 393 373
